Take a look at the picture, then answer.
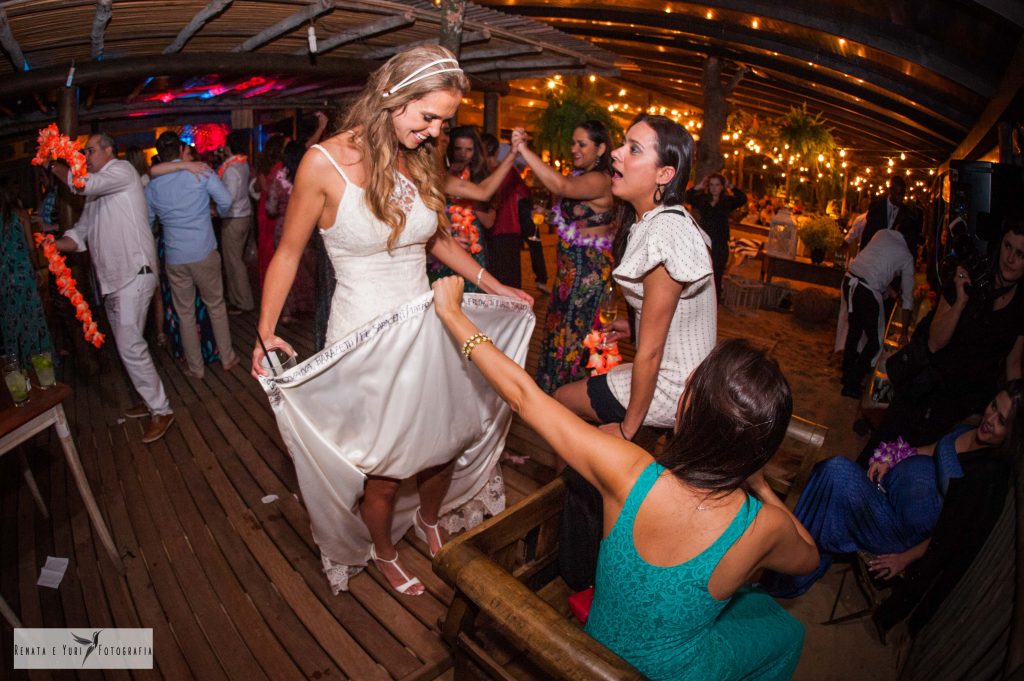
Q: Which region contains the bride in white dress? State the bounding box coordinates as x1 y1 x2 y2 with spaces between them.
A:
252 46 534 596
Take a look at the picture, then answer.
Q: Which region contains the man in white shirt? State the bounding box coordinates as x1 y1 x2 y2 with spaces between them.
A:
49 133 174 443
840 219 917 398
218 131 255 313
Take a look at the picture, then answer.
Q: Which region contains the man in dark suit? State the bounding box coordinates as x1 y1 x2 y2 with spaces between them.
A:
860 175 917 250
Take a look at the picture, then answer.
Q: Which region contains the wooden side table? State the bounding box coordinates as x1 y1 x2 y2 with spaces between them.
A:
0 382 124 628
762 254 846 289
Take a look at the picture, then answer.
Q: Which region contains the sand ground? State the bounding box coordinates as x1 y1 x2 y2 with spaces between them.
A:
719 258 898 681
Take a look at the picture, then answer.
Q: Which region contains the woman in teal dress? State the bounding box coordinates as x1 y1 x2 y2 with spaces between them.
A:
433 263 818 679
0 188 54 365
514 120 617 393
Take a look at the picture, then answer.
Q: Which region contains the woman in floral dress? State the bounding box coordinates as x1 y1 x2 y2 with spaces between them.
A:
515 121 616 393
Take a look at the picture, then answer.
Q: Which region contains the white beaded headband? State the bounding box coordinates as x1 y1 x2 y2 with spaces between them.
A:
381 58 464 98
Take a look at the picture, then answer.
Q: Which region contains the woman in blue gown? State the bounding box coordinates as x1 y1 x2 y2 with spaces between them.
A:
764 379 1023 598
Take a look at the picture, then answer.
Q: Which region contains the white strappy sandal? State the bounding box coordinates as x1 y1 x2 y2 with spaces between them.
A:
369 545 423 596
414 508 444 558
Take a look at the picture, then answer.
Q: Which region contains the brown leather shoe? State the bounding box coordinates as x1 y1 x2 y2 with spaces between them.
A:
124 403 150 419
142 413 175 443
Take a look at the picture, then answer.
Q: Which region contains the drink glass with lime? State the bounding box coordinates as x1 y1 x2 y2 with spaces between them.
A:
3 356 29 405
31 352 55 388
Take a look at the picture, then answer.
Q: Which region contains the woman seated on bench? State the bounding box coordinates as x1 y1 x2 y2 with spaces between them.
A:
762 379 1024 599
433 275 818 681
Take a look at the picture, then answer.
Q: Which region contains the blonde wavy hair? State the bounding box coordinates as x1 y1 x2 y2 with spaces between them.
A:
339 45 469 249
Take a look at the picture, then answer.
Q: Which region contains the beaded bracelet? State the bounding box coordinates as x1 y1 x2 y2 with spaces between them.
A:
868 437 917 467
476 266 486 288
461 332 492 361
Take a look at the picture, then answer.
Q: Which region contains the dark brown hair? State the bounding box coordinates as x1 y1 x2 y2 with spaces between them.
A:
658 339 793 492
612 113 695 265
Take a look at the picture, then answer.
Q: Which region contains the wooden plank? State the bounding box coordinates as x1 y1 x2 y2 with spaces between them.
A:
166 409 344 680
126 429 271 681
171 408 390 681
105 425 231 681
146 426 305 681
44 435 91 634
90 423 196 681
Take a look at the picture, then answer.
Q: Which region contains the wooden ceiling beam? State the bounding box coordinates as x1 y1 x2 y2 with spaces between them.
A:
689 0 996 96
971 0 1024 27
464 57 582 74
360 29 491 60
0 8 28 72
573 26 973 130
163 0 233 55
947 36 1024 164
526 9 977 124
0 53 375 98
90 0 112 60
234 0 335 53
460 44 543 62
492 66 619 82
295 13 415 56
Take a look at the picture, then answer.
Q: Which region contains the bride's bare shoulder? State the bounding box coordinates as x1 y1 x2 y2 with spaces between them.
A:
308 131 366 181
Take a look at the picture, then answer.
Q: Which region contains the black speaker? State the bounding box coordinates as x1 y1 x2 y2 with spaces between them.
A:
948 161 1023 247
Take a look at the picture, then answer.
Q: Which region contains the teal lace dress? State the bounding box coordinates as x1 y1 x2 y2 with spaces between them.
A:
534 189 615 394
585 462 804 681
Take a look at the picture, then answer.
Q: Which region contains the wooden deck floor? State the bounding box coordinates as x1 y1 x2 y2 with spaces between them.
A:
0 241 582 681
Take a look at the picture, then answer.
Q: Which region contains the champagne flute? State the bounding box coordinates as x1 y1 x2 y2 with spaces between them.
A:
597 285 618 348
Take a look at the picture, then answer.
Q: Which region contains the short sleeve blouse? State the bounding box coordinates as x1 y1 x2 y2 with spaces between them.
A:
605 205 718 428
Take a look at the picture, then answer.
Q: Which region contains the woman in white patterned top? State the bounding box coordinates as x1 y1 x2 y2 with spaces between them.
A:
551 114 717 439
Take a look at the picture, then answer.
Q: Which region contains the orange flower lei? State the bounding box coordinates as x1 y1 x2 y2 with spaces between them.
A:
34 233 105 348
583 329 622 376
447 167 483 254
448 204 483 254
31 124 88 189
217 154 248 178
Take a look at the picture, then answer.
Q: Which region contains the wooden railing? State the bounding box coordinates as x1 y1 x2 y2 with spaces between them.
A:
435 415 828 681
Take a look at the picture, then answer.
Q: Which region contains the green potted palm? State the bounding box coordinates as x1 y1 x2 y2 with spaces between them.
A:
797 215 842 264
530 82 620 168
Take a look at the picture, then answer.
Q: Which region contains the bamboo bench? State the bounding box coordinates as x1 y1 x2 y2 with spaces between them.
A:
435 415 828 680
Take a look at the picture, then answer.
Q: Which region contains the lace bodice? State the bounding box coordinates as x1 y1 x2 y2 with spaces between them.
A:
311 145 438 345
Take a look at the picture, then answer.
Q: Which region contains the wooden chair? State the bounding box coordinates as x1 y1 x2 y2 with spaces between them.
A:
435 415 827 680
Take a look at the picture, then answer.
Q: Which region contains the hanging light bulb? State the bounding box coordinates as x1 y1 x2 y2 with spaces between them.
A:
900 152 906 160
307 24 318 53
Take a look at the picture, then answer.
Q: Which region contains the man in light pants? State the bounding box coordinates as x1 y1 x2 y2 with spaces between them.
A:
49 133 174 444
146 131 239 379
218 130 254 313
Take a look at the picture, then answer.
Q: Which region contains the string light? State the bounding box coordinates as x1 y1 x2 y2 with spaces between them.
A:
751 18 759 29
900 152 906 160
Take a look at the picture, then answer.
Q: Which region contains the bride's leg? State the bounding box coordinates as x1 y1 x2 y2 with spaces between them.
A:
415 461 455 556
361 476 425 596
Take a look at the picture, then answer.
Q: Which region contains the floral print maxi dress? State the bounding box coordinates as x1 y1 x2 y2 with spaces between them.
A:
534 196 615 394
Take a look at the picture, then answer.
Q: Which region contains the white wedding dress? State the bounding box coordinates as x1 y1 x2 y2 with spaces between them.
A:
259 145 535 592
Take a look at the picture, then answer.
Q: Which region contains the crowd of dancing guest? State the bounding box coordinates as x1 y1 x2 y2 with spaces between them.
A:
21 43 1024 680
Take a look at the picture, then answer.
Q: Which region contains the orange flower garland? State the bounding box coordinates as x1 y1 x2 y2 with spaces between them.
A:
31 123 88 189
583 329 622 376
34 233 105 348
448 204 483 254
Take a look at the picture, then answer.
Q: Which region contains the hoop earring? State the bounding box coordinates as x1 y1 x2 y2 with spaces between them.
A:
653 183 665 203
